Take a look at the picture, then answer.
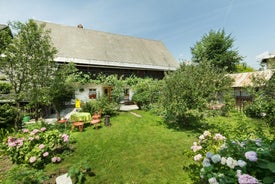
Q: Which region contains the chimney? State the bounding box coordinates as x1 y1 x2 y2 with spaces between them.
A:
77 24 83 29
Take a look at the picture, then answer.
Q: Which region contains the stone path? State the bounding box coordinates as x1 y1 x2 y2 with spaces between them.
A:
130 112 142 117
56 173 72 184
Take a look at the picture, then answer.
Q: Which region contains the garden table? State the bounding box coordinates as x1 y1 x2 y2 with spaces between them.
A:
70 112 91 123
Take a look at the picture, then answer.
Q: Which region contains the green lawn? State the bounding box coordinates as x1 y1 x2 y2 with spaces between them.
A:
1 110 272 183
45 111 197 183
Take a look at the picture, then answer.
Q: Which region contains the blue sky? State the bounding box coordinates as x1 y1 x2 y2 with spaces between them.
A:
1 0 275 69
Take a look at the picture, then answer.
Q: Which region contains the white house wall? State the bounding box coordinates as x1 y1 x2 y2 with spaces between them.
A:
75 84 103 102
74 84 133 103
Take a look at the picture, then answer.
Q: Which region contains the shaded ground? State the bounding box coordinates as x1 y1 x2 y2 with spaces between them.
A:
0 155 13 182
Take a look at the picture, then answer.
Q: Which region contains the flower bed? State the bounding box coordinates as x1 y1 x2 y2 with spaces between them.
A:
190 130 275 184
3 127 70 168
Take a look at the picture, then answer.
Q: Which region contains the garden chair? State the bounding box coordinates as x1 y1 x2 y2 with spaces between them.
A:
90 112 101 129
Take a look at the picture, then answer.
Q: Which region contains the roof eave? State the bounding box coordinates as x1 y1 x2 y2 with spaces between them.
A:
55 57 177 71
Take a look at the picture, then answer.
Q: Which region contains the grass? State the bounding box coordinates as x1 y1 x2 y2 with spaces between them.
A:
1 110 273 183
44 110 197 183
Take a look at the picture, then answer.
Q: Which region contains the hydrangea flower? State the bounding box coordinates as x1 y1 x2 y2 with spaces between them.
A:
245 151 257 162
39 144 45 149
61 134 69 142
254 138 262 146
226 157 238 169
208 177 218 184
238 174 259 184
199 134 205 140
29 156 36 163
203 131 211 137
8 142 17 147
213 133 226 141
30 129 40 135
43 152 49 157
206 152 213 159
202 158 211 167
51 156 61 163
211 154 221 163
194 154 202 161
236 170 242 177
22 128 29 133
191 142 202 152
40 127 47 132
221 157 227 165
237 160 247 167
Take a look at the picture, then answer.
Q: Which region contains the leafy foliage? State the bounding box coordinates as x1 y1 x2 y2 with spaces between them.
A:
0 104 19 127
132 78 161 110
81 97 118 116
188 130 275 184
2 126 71 169
68 160 95 184
191 29 243 73
49 62 77 119
0 82 12 94
244 75 275 126
161 62 233 128
0 25 12 55
235 62 254 73
0 19 58 123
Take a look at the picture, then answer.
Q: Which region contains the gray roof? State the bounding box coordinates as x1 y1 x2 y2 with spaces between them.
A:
35 20 179 71
0 24 8 30
228 69 274 87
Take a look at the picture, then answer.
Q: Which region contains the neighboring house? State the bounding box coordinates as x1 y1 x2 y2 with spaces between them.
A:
36 20 179 102
258 51 275 69
228 70 274 110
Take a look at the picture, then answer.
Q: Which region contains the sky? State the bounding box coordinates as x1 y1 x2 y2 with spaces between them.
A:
1 0 275 70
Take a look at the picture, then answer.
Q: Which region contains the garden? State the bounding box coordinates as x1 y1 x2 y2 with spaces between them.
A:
0 110 274 183
0 20 274 183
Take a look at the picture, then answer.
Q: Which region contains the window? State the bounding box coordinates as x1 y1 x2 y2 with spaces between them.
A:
89 88 97 99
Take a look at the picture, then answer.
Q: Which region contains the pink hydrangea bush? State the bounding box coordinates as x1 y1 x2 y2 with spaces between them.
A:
189 130 274 184
4 127 71 168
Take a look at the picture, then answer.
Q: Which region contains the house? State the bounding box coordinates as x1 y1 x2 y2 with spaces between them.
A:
228 70 274 110
258 51 275 69
36 20 179 102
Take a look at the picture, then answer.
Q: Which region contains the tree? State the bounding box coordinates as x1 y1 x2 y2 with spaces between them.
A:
191 29 243 73
161 62 233 128
0 25 12 55
49 62 77 120
132 78 161 110
0 19 57 127
235 62 254 73
244 75 275 125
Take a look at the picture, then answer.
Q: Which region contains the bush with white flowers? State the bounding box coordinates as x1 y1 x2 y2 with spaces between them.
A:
190 130 275 184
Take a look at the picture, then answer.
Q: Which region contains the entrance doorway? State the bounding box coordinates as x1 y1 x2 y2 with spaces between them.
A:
103 86 112 100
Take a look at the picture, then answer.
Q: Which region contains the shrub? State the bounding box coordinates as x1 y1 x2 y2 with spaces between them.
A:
161 63 232 128
68 160 95 184
81 97 118 116
0 82 12 94
0 104 19 128
188 130 275 184
132 78 161 110
2 127 71 169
